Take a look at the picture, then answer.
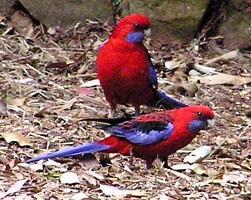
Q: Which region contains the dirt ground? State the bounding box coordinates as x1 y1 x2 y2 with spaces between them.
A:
0 18 250 199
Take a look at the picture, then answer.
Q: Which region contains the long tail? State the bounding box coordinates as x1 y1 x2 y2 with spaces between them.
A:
25 143 110 163
147 91 187 109
82 117 133 126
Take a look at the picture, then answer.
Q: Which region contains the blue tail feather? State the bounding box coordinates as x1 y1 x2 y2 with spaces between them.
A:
147 91 187 109
25 143 110 163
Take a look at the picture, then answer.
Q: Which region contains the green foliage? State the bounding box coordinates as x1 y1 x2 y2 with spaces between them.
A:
112 0 122 6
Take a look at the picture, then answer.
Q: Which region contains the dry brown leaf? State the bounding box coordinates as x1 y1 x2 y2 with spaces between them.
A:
165 60 182 70
184 146 212 164
51 98 77 111
100 184 146 198
71 193 88 200
190 163 208 175
171 68 188 83
240 147 251 159
223 171 246 183
44 160 63 167
7 98 26 107
40 119 55 129
158 193 170 200
171 163 191 171
60 172 80 184
34 106 52 118
42 182 60 192
0 179 27 199
205 49 242 65
0 131 32 147
12 78 34 84
75 87 95 96
193 63 217 74
167 82 198 97
81 172 99 186
87 170 105 181
0 99 8 116
26 161 44 172
81 79 100 87
226 138 238 144
189 73 251 86
166 169 192 181
8 159 18 169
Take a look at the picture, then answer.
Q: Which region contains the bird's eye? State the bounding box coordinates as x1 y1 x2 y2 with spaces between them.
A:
197 112 203 118
134 23 140 29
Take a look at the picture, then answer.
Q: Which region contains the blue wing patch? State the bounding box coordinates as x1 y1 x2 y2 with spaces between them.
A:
109 120 173 145
148 59 158 89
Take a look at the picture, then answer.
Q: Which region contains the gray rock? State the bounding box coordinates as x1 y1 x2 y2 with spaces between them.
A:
219 0 251 50
19 0 113 28
120 0 208 43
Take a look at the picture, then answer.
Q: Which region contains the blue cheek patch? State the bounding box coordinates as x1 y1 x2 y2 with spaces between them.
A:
188 120 207 134
126 32 145 43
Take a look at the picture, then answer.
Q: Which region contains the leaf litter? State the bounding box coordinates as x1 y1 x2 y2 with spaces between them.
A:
0 16 250 199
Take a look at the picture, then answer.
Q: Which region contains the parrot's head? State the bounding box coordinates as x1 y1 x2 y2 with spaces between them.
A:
112 14 151 44
176 106 215 134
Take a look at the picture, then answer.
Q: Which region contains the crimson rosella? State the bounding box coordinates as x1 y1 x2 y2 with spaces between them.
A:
96 14 187 117
26 106 215 169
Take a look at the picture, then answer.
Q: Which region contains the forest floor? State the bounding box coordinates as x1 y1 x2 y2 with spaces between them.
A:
0 18 250 200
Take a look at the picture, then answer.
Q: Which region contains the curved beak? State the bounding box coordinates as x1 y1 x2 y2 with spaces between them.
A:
144 28 151 37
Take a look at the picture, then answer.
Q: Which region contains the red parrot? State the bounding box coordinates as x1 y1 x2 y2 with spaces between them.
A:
26 106 215 168
96 14 187 117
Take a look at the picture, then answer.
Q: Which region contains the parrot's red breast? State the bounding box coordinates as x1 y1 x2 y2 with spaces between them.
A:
96 14 153 109
96 14 187 117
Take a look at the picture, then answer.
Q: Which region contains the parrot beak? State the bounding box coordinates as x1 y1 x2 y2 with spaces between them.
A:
144 28 151 36
207 119 215 128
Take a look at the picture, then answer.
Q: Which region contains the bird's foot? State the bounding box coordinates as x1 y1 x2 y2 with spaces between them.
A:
99 153 112 166
160 158 172 169
134 106 141 116
129 148 134 169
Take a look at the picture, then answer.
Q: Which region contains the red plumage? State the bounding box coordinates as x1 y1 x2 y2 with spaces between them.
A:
98 106 214 168
26 106 215 169
96 14 187 117
97 14 152 115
